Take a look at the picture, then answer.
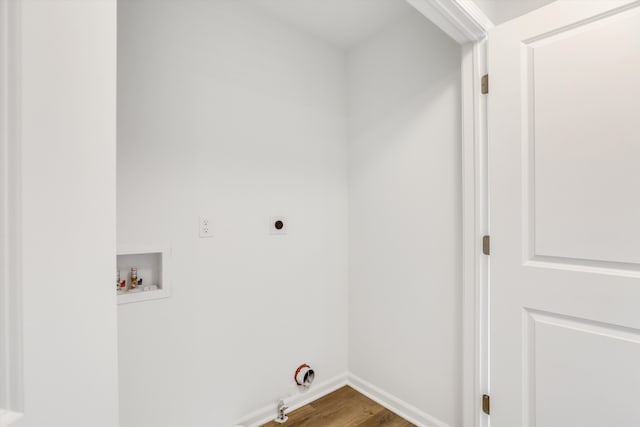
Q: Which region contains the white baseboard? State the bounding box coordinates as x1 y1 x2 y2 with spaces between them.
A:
234 372 348 427
347 374 452 427
0 410 23 427
233 372 451 427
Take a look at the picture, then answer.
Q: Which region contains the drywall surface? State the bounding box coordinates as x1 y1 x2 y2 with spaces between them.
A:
243 0 415 49
117 1 348 426
15 1 119 426
348 12 462 427
471 0 555 25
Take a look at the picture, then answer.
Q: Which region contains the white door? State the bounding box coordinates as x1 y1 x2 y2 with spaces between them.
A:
489 1 640 426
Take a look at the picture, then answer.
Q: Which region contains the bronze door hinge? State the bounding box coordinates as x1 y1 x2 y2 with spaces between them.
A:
482 235 490 256
482 394 490 415
481 74 489 94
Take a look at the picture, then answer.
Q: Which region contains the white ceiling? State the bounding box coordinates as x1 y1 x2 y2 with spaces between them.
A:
242 0 556 50
243 0 416 50
470 0 556 25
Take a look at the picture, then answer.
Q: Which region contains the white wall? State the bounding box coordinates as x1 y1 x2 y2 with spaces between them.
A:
117 1 348 426
347 12 462 427
14 1 120 426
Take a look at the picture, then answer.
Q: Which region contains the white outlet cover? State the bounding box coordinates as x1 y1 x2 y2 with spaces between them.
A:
199 216 213 238
270 217 288 235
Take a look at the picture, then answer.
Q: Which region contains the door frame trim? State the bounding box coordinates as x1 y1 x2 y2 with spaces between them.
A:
460 39 489 427
405 2 492 427
406 0 493 44
0 0 24 423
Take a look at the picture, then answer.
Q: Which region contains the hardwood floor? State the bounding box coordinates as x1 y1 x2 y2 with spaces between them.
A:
261 386 415 427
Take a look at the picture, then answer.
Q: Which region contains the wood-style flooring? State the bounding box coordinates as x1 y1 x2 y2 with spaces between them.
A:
261 386 415 427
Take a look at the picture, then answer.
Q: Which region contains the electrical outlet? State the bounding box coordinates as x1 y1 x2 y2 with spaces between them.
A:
199 216 213 238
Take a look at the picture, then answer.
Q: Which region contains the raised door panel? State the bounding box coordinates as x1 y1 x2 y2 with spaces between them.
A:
525 7 640 265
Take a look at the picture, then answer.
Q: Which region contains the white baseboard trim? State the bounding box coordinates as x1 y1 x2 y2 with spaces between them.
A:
233 372 451 427
234 372 349 427
0 410 23 427
347 374 452 427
